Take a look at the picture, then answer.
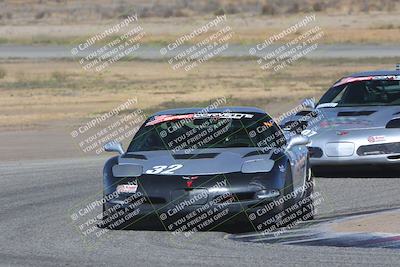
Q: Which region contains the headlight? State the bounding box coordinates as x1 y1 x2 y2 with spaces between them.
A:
241 159 275 173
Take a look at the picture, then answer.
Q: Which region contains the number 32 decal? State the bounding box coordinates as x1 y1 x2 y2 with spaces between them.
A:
145 164 183 175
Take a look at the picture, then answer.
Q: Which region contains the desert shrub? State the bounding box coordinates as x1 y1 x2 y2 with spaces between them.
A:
224 4 239 14
139 7 152 18
51 71 67 83
0 68 6 79
313 2 324 12
287 3 300 13
163 8 174 18
361 0 370 13
214 7 225 16
261 4 277 15
174 9 188 17
99 9 114 19
118 9 136 19
202 0 221 13
35 11 47 19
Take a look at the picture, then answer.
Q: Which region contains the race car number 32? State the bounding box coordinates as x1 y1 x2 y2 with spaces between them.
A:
145 164 183 175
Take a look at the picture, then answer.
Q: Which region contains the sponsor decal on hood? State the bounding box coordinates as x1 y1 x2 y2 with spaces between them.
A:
367 135 386 143
336 131 349 136
319 117 373 129
334 75 400 87
145 113 254 126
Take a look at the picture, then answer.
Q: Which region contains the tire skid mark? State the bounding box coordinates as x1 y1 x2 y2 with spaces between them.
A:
229 208 400 249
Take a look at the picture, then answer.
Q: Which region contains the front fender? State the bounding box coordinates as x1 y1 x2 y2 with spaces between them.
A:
103 156 119 197
270 151 291 190
285 145 309 193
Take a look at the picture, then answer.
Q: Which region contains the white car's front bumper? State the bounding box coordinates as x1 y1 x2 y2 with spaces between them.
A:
308 128 400 166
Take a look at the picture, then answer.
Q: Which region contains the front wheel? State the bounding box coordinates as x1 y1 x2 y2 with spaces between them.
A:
301 165 314 221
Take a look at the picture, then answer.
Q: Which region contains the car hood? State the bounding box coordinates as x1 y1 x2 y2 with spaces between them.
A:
302 106 400 131
118 147 275 176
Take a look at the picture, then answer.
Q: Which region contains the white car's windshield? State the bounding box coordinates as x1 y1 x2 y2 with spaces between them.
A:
318 79 400 107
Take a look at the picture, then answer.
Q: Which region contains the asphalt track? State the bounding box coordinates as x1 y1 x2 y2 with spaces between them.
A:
1 156 400 266
1 44 400 59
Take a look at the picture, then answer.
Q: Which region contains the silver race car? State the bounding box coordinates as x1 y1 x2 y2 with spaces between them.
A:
282 66 400 168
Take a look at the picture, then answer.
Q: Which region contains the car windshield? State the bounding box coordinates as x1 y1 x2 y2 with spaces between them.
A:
127 112 285 152
318 79 400 107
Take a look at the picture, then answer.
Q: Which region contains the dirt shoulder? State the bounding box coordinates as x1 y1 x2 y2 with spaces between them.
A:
331 210 400 234
0 58 398 161
1 13 400 45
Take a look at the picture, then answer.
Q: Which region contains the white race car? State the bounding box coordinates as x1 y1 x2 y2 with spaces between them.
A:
282 66 400 168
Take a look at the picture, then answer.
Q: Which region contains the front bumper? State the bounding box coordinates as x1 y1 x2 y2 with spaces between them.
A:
102 164 292 231
308 129 400 166
102 191 284 231
310 153 400 166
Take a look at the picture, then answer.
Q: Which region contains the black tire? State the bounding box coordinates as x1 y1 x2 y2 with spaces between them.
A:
276 163 295 227
97 203 109 228
282 163 294 205
301 165 315 221
386 164 400 174
100 202 124 230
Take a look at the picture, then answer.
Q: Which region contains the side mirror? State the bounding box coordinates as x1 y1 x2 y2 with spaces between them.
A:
286 135 310 151
302 98 316 110
104 141 124 155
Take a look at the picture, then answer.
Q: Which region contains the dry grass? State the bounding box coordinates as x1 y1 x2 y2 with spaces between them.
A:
0 57 397 131
1 12 400 45
0 0 399 23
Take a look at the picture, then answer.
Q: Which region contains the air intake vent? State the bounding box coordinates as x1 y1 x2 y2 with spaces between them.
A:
121 153 147 160
295 110 318 117
282 120 308 134
357 142 400 156
308 147 323 158
173 153 219 159
337 111 376 116
386 118 400 128
243 150 271 158
144 196 167 204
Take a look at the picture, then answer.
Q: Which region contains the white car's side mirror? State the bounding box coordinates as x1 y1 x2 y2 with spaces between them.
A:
286 135 310 151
